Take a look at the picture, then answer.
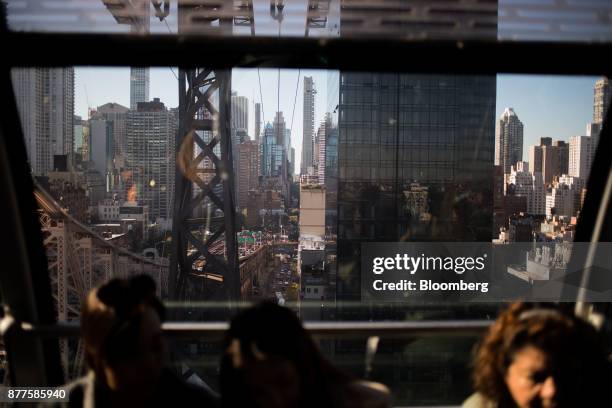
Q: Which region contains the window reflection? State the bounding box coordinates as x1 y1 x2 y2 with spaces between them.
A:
9 68 608 403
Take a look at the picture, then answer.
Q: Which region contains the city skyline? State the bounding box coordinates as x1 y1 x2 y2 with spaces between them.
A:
74 67 329 175
12 66 608 397
75 69 601 175
494 74 604 243
496 75 600 160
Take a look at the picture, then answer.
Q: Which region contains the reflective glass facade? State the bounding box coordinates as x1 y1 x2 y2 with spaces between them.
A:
336 73 496 302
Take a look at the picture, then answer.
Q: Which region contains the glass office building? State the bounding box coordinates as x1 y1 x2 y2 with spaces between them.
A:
336 73 496 302
333 74 496 403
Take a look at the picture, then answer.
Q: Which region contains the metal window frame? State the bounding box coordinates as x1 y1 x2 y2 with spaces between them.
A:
1 26 612 386
0 57 64 387
17 320 491 340
2 32 612 76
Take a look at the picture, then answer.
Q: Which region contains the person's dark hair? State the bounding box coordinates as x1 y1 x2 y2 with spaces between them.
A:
220 302 353 408
472 302 609 407
81 274 165 367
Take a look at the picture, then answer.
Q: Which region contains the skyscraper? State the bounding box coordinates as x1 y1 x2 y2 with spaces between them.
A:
96 102 129 164
262 112 290 177
130 68 150 110
236 140 261 209
302 76 316 174
231 92 249 168
261 113 291 205
593 77 610 125
337 73 496 301
261 122 284 178
324 117 338 182
555 140 570 176
74 115 84 153
88 116 112 189
325 72 340 239
126 98 177 221
92 103 129 195
569 135 595 181
313 122 323 176
529 142 543 174
314 114 331 184
495 107 524 174
255 102 261 142
128 0 150 111
273 111 290 157
528 138 568 185
333 73 496 407
12 68 75 175
231 92 249 133
49 69 76 158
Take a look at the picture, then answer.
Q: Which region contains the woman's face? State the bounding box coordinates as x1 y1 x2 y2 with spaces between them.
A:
505 345 557 408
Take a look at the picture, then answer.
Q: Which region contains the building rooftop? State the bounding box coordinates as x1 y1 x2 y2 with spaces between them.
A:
502 107 517 118
136 97 166 112
299 235 326 251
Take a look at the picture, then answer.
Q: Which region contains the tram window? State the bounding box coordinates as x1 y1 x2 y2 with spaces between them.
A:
3 1 612 406
7 65 611 402
9 68 609 312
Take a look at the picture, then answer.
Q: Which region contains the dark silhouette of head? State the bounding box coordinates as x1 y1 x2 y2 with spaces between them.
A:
81 275 166 393
220 302 352 408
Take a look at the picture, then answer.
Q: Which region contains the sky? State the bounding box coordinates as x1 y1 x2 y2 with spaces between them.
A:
75 69 600 173
75 67 329 174
495 75 599 160
232 68 329 167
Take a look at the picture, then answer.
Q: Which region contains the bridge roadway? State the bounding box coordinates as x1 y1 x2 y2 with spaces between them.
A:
35 182 303 374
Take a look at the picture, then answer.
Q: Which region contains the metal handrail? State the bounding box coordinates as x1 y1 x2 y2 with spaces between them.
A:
18 320 491 340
